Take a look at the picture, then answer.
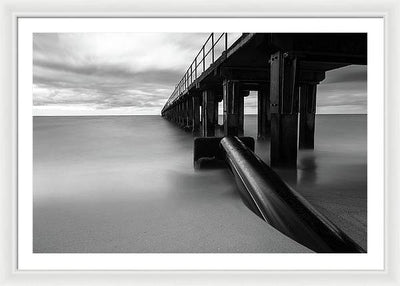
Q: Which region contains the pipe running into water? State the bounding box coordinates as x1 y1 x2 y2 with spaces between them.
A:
220 136 365 253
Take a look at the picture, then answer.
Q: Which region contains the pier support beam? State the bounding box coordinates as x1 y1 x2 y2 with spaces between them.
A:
177 105 180 125
192 95 201 133
223 80 242 136
270 51 299 168
182 100 186 128
183 101 187 128
201 90 217 137
182 101 186 127
214 95 222 130
184 98 189 129
178 102 182 126
177 103 181 126
238 90 248 136
299 84 317 149
257 83 271 139
187 96 193 130
177 102 182 127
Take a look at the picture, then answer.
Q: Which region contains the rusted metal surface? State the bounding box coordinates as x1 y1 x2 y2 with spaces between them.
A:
220 136 365 253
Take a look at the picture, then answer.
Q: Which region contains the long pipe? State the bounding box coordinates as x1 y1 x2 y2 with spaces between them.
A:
220 136 365 253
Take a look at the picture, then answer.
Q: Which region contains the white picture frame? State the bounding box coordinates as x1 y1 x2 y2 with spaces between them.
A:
1 0 399 285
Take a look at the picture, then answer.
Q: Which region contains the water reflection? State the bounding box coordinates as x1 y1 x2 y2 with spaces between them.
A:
298 151 318 185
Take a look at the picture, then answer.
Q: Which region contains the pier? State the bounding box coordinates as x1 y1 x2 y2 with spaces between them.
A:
161 33 366 167
161 33 367 252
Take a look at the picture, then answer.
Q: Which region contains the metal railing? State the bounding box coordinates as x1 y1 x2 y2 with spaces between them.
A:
162 33 231 112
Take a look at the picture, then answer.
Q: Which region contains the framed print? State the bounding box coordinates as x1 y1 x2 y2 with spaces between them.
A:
0 0 399 285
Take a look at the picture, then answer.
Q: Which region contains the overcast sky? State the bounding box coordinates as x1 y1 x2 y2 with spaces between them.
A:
33 33 367 115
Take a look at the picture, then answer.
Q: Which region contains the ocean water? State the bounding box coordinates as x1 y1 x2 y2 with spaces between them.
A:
33 115 366 252
244 114 367 250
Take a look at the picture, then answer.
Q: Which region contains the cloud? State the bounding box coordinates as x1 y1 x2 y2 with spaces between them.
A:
33 33 216 115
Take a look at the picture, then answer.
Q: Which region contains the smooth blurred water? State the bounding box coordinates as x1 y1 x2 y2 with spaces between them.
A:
33 115 366 252
244 114 367 249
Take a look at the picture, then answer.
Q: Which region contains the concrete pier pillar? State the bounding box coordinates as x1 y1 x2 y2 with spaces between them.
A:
192 95 201 133
180 101 184 126
187 96 193 129
214 95 223 135
214 96 220 126
183 100 186 127
177 103 180 126
299 84 317 149
178 103 182 126
201 90 217 137
270 51 299 168
179 103 183 126
238 91 247 136
182 99 187 128
176 105 179 125
257 83 271 139
181 102 185 128
223 80 241 136
184 99 189 129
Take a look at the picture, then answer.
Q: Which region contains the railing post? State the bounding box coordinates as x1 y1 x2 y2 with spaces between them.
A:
202 46 205 72
211 33 214 63
225 33 228 52
195 57 197 79
190 65 193 84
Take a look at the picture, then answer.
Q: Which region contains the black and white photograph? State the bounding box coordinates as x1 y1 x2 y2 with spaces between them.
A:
32 30 368 254
8 16 387 274
0 0 398 280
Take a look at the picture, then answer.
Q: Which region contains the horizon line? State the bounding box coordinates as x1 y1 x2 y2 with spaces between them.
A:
32 113 367 117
